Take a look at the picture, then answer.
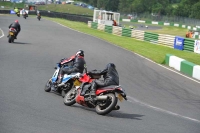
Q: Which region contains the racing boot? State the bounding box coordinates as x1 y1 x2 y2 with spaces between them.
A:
57 75 65 87
90 83 97 101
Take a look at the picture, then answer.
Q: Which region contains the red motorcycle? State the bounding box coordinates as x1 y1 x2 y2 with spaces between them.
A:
63 70 127 115
8 28 17 43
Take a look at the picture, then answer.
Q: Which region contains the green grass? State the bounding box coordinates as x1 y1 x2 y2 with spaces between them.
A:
38 4 93 16
0 1 25 9
147 26 188 37
120 21 188 38
44 17 200 65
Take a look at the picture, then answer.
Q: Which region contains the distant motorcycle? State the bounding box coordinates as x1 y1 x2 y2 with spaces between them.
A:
44 58 83 97
8 28 17 43
37 14 41 21
23 13 28 19
16 11 20 17
63 70 127 115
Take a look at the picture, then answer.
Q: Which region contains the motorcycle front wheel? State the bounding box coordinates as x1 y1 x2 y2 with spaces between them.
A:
95 93 118 115
44 79 51 92
63 87 77 106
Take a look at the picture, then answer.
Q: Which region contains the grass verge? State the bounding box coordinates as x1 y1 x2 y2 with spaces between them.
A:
38 4 93 16
44 17 200 65
146 25 188 37
0 1 25 9
121 21 188 37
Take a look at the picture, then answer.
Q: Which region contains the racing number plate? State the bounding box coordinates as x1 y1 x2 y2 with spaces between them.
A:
9 32 14 35
118 94 124 102
74 79 81 86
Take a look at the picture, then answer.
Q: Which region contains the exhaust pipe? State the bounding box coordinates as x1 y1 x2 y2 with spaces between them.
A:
96 95 108 100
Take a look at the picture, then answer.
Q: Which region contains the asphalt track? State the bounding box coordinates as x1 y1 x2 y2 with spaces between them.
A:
0 15 200 133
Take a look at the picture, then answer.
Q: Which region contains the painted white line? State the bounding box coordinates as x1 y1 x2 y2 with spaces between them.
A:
127 96 200 123
0 28 4 38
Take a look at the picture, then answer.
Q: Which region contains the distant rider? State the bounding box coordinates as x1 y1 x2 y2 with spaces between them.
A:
7 20 21 39
14 7 19 14
57 50 86 87
36 10 41 16
22 8 27 16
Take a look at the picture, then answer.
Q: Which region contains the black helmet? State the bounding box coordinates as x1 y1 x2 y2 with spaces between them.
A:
106 63 116 69
76 50 84 57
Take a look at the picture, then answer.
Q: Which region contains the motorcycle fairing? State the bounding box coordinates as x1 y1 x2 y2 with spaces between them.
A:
51 68 60 83
76 89 88 106
61 75 72 83
95 85 118 95
9 28 17 32
96 85 127 100
61 72 80 84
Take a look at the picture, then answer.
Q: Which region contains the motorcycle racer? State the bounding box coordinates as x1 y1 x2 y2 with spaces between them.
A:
89 63 119 99
7 20 21 39
57 50 86 87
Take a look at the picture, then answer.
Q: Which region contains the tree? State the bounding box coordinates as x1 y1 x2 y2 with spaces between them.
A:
118 0 134 13
190 2 200 19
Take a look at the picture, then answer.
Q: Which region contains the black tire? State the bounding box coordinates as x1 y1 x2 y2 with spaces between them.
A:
63 87 77 106
95 93 118 115
8 36 12 43
44 79 51 92
11 36 14 43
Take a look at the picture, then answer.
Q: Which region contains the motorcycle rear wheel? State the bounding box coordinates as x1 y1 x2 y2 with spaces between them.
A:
8 36 14 43
63 87 77 106
95 93 117 115
8 36 11 43
44 79 51 92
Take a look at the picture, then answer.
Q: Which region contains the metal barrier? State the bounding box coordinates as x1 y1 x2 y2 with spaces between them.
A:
0 10 10 14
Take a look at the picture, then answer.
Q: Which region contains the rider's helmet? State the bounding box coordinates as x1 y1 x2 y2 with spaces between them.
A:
106 63 116 70
15 20 19 23
76 50 84 57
